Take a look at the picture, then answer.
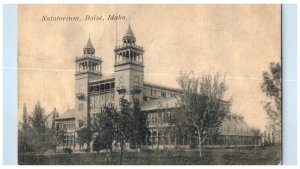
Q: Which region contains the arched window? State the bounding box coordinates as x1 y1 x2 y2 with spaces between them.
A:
162 112 165 123
147 114 151 124
79 84 83 93
119 76 124 87
151 114 155 124
167 112 171 122
134 76 139 86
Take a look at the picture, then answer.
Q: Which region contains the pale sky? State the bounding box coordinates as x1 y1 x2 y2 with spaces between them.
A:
18 5 281 131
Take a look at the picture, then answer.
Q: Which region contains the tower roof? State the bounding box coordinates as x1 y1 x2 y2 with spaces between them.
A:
123 25 136 40
84 37 94 49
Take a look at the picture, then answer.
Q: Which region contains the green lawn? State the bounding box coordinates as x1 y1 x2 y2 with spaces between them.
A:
18 145 281 165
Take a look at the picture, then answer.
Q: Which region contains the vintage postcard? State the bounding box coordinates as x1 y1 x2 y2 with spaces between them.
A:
18 4 282 165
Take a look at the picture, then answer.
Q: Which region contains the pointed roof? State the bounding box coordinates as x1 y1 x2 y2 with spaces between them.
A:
84 36 94 49
123 25 135 38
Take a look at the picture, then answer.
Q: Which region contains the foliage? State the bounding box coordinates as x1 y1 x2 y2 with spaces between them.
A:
92 106 116 153
250 128 261 145
27 101 53 153
261 62 281 142
113 97 133 164
19 102 64 153
176 72 231 158
54 127 67 150
19 103 31 153
51 108 59 130
76 125 93 150
22 103 29 130
130 104 150 147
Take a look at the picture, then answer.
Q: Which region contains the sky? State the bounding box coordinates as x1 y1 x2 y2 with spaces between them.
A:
18 4 281 131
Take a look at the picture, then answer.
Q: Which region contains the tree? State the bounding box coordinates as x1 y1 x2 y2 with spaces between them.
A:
113 96 134 165
261 62 281 143
92 106 116 154
19 103 30 153
76 125 93 151
28 101 52 153
54 127 67 152
51 108 59 130
130 104 150 149
176 72 231 158
22 103 29 130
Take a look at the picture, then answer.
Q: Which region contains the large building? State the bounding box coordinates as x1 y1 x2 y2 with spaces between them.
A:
55 25 258 151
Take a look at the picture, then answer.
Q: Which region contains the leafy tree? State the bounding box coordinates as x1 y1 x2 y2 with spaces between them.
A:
22 103 29 130
76 126 93 151
92 106 116 154
261 62 281 143
51 108 59 130
130 104 150 149
54 127 67 151
113 96 134 165
176 72 231 158
28 101 52 153
46 107 61 153
19 103 30 153
30 101 49 133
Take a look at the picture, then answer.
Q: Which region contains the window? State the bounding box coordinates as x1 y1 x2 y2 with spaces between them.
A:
94 85 99 92
151 114 155 124
105 83 110 90
90 97 94 108
100 84 104 92
95 96 99 108
162 92 166 97
134 98 139 106
162 112 165 123
147 114 151 124
89 86 94 93
79 103 83 111
134 76 139 86
79 84 84 93
111 82 115 89
119 77 124 87
167 112 171 122
65 121 75 130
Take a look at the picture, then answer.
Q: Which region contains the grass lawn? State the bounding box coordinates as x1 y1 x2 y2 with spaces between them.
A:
18 145 281 165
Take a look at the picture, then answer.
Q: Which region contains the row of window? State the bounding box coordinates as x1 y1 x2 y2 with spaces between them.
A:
63 135 75 147
90 94 114 109
147 112 175 124
56 121 75 130
143 87 176 98
89 82 115 93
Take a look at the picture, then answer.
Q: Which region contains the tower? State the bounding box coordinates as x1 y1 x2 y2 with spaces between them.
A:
75 37 102 117
114 25 144 107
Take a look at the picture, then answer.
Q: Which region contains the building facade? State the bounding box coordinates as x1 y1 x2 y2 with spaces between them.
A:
55 25 258 151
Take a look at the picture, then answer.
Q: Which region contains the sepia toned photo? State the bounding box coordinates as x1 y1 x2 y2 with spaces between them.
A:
17 4 282 165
